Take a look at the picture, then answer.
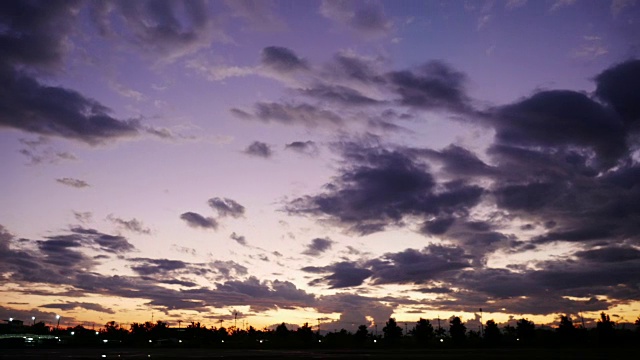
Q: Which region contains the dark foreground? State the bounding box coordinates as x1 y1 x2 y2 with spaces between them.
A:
0 347 635 360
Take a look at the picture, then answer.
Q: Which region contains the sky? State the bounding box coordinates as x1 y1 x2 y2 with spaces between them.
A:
1 0 640 332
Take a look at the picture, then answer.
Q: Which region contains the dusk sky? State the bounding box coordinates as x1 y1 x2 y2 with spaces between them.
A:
2 0 640 332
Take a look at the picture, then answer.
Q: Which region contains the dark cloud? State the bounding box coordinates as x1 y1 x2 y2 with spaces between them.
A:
367 245 472 285
285 141 319 156
131 258 187 276
230 232 247 246
248 102 343 127
0 0 80 70
0 70 141 145
1 224 319 314
0 225 135 292
73 211 93 224
286 141 483 234
298 84 379 105
387 60 471 113
302 238 334 256
422 216 455 235
18 137 77 165
244 141 272 158
68 227 135 254
261 46 308 73
416 145 495 177
56 177 90 188
208 197 246 218
493 182 564 212
40 302 115 314
214 276 316 311
89 0 214 62
107 215 151 234
324 52 385 84
594 59 640 124
575 246 640 263
303 262 373 288
0 1 179 144
319 0 392 37
493 90 626 167
532 227 612 244
180 212 218 230
304 244 471 288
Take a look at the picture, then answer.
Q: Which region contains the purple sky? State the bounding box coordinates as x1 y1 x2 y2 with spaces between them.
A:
2 0 640 330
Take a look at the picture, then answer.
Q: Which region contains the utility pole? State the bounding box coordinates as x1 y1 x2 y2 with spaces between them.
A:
234 311 238 330
479 308 483 337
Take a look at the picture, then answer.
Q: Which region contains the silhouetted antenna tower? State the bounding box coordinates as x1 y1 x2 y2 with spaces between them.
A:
234 310 238 330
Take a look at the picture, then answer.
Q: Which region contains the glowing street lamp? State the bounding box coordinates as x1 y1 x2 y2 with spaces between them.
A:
32 316 35 325
56 315 61 330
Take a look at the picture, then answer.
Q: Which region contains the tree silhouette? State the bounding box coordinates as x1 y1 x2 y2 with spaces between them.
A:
354 324 369 344
382 317 403 345
103 321 127 341
295 322 314 345
449 316 466 345
516 318 535 344
557 315 576 345
484 320 501 346
412 318 434 346
596 312 615 346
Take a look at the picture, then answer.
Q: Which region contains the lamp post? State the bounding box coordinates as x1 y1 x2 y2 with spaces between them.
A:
56 315 61 331
32 316 35 326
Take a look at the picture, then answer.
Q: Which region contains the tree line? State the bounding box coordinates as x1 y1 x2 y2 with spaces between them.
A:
2 312 639 349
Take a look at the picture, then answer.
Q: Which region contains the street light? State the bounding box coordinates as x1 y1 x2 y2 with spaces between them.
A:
32 316 35 325
56 315 61 330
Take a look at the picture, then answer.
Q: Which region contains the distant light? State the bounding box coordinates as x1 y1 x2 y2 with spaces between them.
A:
259 340 263 343
71 331 75 335
9 318 13 322
96 332 100 335
103 339 108 343
149 340 152 343
221 340 225 343
56 315 61 320
32 317 35 321
373 339 377 343
440 339 444 343
516 338 520 341
318 340 322 343
102 355 106 358
27 338 33 341
178 340 182 343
